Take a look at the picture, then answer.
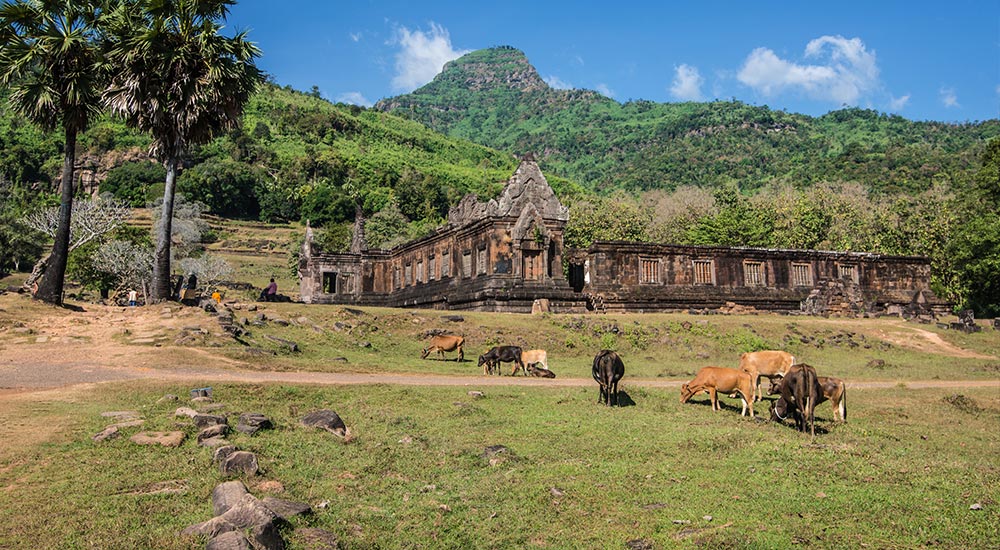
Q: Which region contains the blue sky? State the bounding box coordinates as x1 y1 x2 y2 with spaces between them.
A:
227 0 998 122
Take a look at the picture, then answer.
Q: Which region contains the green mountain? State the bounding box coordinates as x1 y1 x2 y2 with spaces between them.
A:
376 46 1000 194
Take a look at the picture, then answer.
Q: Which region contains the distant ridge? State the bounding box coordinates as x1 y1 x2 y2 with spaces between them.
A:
378 47 1000 193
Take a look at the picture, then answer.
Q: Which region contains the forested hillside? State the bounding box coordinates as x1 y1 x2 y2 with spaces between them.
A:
378 47 1000 195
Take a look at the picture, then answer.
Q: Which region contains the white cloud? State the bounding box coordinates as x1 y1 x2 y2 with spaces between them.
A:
888 94 910 111
337 91 373 107
544 75 573 89
737 35 879 105
595 83 615 97
391 23 469 92
670 64 704 101
349 32 362 42
940 87 960 108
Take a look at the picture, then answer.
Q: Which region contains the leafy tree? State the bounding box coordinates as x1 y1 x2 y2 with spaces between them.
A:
564 195 650 249
364 202 409 250
103 0 263 300
177 253 231 291
100 160 166 206
177 157 262 218
0 0 105 304
0 181 45 274
947 139 1000 316
312 223 350 253
150 194 208 260
92 239 154 302
685 185 774 247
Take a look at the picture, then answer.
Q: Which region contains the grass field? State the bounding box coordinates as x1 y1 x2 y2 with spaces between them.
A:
0 381 997 549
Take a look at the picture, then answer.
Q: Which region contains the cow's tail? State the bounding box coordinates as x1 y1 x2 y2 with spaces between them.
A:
840 384 847 423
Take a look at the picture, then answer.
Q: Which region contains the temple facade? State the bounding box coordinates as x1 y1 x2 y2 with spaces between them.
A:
299 159 947 315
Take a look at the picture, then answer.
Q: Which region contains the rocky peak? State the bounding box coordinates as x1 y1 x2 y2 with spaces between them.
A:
421 46 547 95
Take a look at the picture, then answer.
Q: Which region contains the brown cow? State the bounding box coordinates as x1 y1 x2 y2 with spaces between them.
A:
421 334 465 362
769 374 846 422
739 350 796 402
680 366 755 417
769 364 822 435
518 349 548 376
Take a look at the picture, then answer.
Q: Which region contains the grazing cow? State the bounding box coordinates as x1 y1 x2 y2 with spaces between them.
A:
680 366 755 417
769 374 847 422
738 350 796 402
421 334 465 362
592 350 625 406
769 364 822 435
526 364 556 378
477 346 525 376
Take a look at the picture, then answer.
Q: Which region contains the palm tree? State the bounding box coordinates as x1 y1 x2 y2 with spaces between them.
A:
0 0 105 305
103 0 261 300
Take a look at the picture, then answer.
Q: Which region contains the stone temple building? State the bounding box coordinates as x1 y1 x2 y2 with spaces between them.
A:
298 159 947 315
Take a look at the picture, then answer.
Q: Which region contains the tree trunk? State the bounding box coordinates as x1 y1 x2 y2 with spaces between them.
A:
34 128 76 305
151 157 179 301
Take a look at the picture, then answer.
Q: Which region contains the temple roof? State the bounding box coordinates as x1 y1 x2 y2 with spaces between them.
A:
447 159 569 226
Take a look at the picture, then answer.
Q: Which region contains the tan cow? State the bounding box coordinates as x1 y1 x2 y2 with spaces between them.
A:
521 349 548 372
680 366 755 417
421 334 465 362
739 350 796 402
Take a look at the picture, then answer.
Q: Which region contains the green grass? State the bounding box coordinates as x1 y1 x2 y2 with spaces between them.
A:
220 303 1000 382
0 381 997 549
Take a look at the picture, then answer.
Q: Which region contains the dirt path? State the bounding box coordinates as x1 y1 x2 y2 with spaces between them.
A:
2 297 998 395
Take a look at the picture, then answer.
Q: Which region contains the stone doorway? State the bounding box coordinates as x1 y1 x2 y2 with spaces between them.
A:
523 250 543 280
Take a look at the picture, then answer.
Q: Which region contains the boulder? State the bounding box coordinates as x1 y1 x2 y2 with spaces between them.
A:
93 426 119 442
181 516 237 539
206 531 251 550
236 413 273 435
130 431 185 447
261 497 312 520
193 414 228 429
199 437 232 449
218 494 284 550
221 451 260 477
300 410 346 437
212 480 250 516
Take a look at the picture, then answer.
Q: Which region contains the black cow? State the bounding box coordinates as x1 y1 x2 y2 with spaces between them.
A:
770 363 822 436
592 350 625 406
477 346 524 376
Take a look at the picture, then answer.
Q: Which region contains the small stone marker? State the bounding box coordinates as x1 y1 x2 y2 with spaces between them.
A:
130 431 185 447
175 407 198 418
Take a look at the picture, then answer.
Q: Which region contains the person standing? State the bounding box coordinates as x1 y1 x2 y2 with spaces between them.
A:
128 289 138 307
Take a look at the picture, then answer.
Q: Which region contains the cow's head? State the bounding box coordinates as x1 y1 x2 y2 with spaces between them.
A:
477 354 488 367
766 378 783 395
770 397 790 422
679 384 691 403
420 347 430 359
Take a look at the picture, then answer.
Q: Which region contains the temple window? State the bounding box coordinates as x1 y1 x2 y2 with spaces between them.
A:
743 260 765 286
693 259 715 285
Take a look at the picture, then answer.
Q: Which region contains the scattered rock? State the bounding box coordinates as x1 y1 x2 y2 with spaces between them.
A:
93 426 120 442
467 391 485 399
550 487 564 497
703 515 713 522
206 531 252 550
185 494 283 549
970 503 983 510
198 424 231 443
200 437 232 449
214 445 239 464
672 519 691 525
158 394 179 403
194 413 228 429
482 445 508 458
236 413 273 435
264 334 298 352
130 431 185 447
101 410 140 420
398 435 413 445
261 497 312 520
626 539 654 550
301 410 347 438
441 315 464 323
175 407 198 418
342 307 364 316
212 480 250 516
294 528 339 550
220 451 260 477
